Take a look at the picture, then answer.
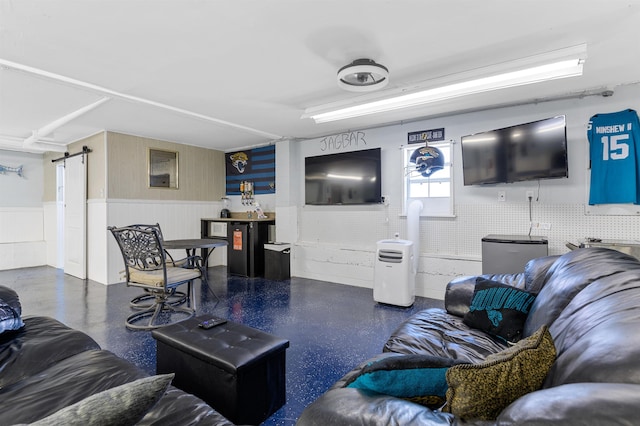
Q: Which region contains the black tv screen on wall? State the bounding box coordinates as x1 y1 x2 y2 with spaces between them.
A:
461 115 568 185
304 148 383 205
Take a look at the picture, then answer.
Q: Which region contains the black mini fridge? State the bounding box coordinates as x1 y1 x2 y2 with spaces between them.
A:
228 224 249 276
227 221 270 277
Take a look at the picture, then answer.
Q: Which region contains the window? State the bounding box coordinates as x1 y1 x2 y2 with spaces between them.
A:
403 141 454 217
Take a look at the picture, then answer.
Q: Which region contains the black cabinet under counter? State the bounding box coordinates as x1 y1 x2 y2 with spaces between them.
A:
201 217 275 277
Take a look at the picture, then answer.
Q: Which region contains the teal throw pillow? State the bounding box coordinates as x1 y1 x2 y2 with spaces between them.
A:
345 354 459 408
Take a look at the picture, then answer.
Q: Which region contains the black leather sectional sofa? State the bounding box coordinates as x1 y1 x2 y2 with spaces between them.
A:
0 285 234 425
298 248 640 425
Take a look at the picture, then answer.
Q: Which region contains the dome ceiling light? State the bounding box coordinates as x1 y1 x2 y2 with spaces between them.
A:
337 58 389 92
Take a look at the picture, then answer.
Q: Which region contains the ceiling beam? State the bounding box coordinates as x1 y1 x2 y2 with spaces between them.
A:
23 97 111 148
0 134 66 153
0 58 283 141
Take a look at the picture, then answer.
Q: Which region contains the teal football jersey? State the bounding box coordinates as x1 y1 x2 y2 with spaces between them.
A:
587 109 640 205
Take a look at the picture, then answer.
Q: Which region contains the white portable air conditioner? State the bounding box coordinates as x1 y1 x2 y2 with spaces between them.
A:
374 239 415 307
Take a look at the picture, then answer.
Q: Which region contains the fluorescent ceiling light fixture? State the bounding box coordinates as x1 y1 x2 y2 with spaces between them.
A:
303 46 586 123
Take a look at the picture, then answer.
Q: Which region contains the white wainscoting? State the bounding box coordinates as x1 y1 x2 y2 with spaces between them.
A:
104 199 222 284
293 242 375 288
43 202 61 268
88 200 108 284
0 207 46 270
292 241 480 300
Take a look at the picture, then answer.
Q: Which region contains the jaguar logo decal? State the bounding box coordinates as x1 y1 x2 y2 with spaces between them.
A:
229 152 248 173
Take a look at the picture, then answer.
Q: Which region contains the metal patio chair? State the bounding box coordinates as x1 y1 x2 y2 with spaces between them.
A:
125 223 192 309
108 225 201 330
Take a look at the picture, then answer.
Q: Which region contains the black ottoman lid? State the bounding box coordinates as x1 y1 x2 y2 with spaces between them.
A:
152 316 289 372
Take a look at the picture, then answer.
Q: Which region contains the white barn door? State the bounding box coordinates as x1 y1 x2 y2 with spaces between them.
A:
63 155 87 279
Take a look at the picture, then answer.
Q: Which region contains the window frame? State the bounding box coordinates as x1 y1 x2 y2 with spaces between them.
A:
402 140 455 217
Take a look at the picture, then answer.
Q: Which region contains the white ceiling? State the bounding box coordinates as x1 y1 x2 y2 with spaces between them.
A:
1 0 640 153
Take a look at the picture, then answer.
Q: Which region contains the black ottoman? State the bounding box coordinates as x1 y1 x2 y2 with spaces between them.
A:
151 316 290 425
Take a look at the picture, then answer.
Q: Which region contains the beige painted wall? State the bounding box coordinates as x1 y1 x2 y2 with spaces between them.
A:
106 132 224 201
76 133 106 200
43 131 225 202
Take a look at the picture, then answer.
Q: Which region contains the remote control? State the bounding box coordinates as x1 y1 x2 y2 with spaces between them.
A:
198 317 227 329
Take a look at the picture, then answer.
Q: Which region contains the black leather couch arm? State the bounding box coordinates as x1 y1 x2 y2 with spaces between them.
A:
523 255 560 293
443 276 476 317
444 272 524 317
296 387 456 426
444 255 560 318
0 316 101 390
496 382 640 425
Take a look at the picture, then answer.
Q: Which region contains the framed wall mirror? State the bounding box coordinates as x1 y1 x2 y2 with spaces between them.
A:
149 148 179 189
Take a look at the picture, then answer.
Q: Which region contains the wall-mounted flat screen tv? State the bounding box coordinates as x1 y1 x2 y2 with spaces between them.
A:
461 115 568 185
305 148 383 205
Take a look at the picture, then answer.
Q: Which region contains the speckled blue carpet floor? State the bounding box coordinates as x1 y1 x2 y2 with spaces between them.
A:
3 266 443 425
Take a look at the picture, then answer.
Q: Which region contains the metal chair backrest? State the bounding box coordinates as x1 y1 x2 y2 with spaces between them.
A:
108 225 168 285
129 223 165 240
127 223 186 266
108 224 199 330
